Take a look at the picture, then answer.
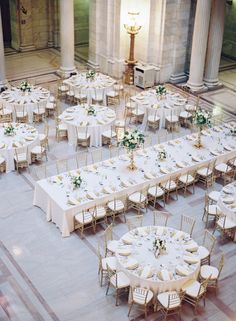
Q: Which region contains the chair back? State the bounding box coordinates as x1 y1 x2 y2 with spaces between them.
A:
218 254 224 276
92 148 103 164
153 210 169 227
126 215 143 231
132 287 149 305
168 292 181 308
203 230 216 254
56 159 68 174
180 214 195 236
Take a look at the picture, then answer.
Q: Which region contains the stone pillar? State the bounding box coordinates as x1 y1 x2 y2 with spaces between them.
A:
47 0 54 47
187 0 212 91
204 0 226 87
59 0 76 76
19 0 35 51
88 0 100 70
0 7 7 88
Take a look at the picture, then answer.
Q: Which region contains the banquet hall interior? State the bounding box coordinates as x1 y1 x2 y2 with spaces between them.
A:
0 0 236 320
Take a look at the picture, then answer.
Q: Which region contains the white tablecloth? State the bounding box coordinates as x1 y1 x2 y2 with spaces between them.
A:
0 123 39 172
33 123 236 237
116 226 200 295
0 86 50 123
131 90 188 128
59 105 116 147
63 72 116 104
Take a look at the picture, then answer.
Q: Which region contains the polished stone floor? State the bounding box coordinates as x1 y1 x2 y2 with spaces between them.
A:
0 53 236 321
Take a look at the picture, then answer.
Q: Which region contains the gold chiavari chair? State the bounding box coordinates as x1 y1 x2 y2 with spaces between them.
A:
56 159 69 174
213 214 236 241
33 103 46 123
182 277 210 314
97 245 116 287
202 193 222 228
39 121 49 150
152 210 169 227
147 108 161 131
208 190 220 204
91 88 104 105
35 164 47 180
127 187 148 215
130 105 145 124
214 161 234 185
156 290 184 321
14 148 29 172
107 197 126 223
91 148 103 164
177 170 196 197
58 81 69 98
128 287 154 320
74 209 95 239
75 152 88 168
74 87 87 105
0 107 13 123
147 184 165 208
179 108 192 128
106 265 130 306
124 93 136 118
14 104 28 123
65 85 75 104
0 156 6 173
45 99 56 117
126 215 143 231
102 223 119 256
198 230 216 265
165 110 180 132
101 125 117 146
196 159 216 188
76 126 90 150
106 86 120 106
92 205 107 232
55 117 68 142
180 215 195 237
160 176 178 202
199 254 224 292
31 145 47 163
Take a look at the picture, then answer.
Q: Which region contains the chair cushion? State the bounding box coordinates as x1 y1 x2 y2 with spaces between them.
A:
197 167 213 177
198 246 209 260
110 271 130 289
58 123 67 131
160 180 177 190
179 174 195 184
31 146 45 154
215 163 232 173
128 192 146 203
182 280 204 298
33 108 45 115
131 109 144 116
200 265 219 280
133 288 153 305
39 133 46 141
217 217 236 229
148 186 164 197
208 191 220 203
93 206 106 219
59 85 68 92
102 130 116 138
75 212 93 224
106 91 119 98
77 133 90 140
0 156 5 164
14 153 27 162
157 291 180 308
107 240 119 253
148 115 160 122
46 102 55 109
126 102 135 109
179 111 191 118
205 204 221 215
107 200 124 212
165 115 178 122
16 111 28 117
102 256 117 271
1 109 12 115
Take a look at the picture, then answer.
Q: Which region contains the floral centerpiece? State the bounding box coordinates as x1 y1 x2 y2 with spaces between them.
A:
153 238 166 258
86 70 96 81
230 127 236 136
19 80 32 93
156 84 167 99
86 105 96 116
71 174 82 190
158 149 167 161
193 109 211 148
4 123 15 136
120 129 145 170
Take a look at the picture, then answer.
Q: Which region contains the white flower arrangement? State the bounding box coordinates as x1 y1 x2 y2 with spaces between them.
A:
230 127 236 136
193 109 211 129
86 105 96 116
86 70 96 80
71 174 82 189
156 84 167 96
153 238 166 254
19 80 31 92
120 129 145 151
4 123 15 136
158 149 167 161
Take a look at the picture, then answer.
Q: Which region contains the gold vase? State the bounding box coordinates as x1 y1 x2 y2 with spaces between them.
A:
194 128 203 148
128 150 137 171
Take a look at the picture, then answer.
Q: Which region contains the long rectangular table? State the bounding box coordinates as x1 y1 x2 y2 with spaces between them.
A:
33 123 236 237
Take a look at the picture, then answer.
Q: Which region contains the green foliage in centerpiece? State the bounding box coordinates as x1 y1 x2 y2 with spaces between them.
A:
86 70 96 81
158 149 167 160
120 129 145 151
153 238 166 253
193 109 211 130
71 174 82 189
156 84 167 96
4 123 15 136
19 80 32 92
86 105 96 116
230 127 236 136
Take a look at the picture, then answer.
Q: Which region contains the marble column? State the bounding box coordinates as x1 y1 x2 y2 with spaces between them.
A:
47 0 54 47
204 0 226 87
187 0 212 91
0 7 7 88
59 0 76 76
19 0 35 52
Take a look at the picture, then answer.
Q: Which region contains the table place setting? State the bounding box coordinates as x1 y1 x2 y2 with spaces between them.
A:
34 123 236 237
115 226 200 294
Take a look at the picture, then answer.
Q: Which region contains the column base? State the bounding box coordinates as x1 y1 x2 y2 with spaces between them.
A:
204 78 223 88
169 72 188 84
19 44 36 52
0 79 8 90
87 60 100 71
57 66 77 78
186 80 207 93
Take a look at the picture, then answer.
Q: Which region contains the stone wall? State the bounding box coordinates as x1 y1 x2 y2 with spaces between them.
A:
32 0 49 49
74 0 89 46
222 2 236 59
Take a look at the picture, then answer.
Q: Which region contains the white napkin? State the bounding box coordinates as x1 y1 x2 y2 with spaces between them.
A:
86 192 97 199
121 179 132 187
172 230 184 240
183 255 199 264
68 197 80 205
144 171 155 179
160 167 170 174
122 234 134 245
141 266 153 279
160 269 171 281
117 248 131 256
175 265 190 276
103 186 113 194
124 258 139 270
222 196 234 204
184 241 198 252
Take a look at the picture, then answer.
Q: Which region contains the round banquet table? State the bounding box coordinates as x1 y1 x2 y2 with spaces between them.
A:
217 181 236 240
59 105 116 147
0 86 50 123
131 89 189 129
116 226 200 295
63 72 116 105
0 123 39 172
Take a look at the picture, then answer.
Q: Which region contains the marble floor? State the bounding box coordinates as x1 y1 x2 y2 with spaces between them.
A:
0 74 236 320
